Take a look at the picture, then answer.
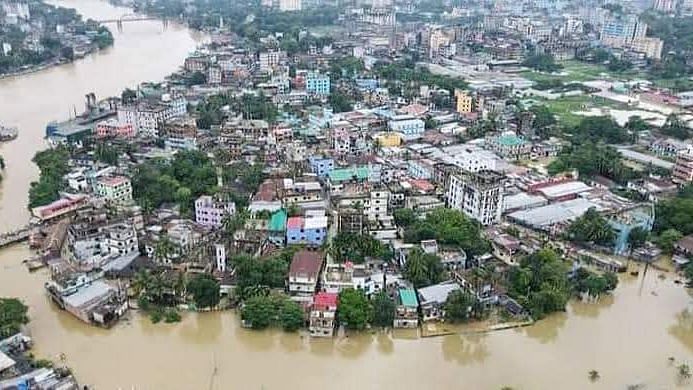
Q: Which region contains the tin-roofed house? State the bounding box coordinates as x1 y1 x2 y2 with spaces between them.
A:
417 281 461 322
289 250 324 305
394 288 419 328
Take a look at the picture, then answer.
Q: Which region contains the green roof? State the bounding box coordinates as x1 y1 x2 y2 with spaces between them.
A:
399 288 418 308
328 166 369 183
269 209 287 232
497 134 526 147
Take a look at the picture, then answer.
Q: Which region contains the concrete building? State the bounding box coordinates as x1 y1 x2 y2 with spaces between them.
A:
446 169 506 225
417 281 461 322
286 216 328 246
279 0 301 11
485 132 532 160
673 146 693 186
308 156 334 177
96 119 134 138
194 195 236 228
388 117 425 141
259 50 284 73
394 288 419 328
455 89 473 114
95 176 132 205
289 250 324 304
306 72 330 96
309 292 338 337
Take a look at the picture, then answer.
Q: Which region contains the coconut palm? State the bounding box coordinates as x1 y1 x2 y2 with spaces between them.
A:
154 236 177 264
131 269 153 298
588 370 600 381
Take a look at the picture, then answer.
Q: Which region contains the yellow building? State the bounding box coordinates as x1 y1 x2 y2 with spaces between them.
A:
455 89 473 114
374 132 402 147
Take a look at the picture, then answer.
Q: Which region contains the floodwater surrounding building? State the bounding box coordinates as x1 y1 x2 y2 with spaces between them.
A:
0 1 691 390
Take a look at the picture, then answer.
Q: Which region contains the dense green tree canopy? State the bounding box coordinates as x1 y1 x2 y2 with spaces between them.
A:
566 208 617 247
0 298 29 338
403 208 491 256
132 150 217 213
403 248 444 289
329 232 390 264
548 142 637 184
507 249 571 319
444 290 485 323
186 274 221 309
337 289 372 330
371 291 395 328
28 147 70 208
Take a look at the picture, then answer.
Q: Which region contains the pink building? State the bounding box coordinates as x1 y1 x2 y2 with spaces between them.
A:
195 195 236 228
96 119 135 138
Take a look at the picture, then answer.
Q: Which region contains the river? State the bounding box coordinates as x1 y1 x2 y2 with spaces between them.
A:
0 1 692 389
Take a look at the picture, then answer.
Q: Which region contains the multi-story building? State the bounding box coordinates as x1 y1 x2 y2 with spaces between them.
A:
306 72 330 96
394 288 419 328
95 119 134 138
388 117 425 141
308 156 334 177
101 223 138 258
628 37 663 60
116 95 187 138
279 0 301 11
653 0 675 12
289 250 324 304
455 89 473 114
286 216 328 246
207 65 222 84
485 132 532 161
95 176 132 205
163 117 199 150
600 15 641 47
309 292 338 337
673 147 693 186
259 50 285 73
446 169 506 225
194 195 236 228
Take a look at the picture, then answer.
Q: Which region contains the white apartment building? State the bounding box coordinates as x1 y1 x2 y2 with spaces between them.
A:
95 176 133 205
279 0 301 11
446 170 506 225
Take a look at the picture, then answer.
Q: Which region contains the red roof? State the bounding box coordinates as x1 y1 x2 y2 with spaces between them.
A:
289 250 324 277
314 292 338 308
286 216 304 229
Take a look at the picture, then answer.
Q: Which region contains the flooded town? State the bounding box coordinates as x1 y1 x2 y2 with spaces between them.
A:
0 0 692 389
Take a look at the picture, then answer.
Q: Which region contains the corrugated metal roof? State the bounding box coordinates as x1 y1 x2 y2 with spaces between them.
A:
399 288 418 308
269 209 287 231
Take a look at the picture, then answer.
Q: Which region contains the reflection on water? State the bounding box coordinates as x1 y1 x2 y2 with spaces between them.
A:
0 0 692 388
571 294 615 319
669 309 693 353
441 333 490 366
521 312 567 344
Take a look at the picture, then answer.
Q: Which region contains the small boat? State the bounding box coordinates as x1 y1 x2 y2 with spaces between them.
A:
0 124 18 142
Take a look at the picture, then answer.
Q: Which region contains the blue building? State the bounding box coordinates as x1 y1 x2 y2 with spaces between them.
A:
610 206 654 256
306 73 331 96
309 156 335 177
355 78 379 92
286 216 327 246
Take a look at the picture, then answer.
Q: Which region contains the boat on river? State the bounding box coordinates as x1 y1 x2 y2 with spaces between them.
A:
0 124 18 142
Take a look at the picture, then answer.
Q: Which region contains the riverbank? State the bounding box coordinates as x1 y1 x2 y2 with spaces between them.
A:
0 0 115 81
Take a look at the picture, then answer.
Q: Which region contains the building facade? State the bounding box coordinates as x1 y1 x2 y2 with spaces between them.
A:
446 169 506 225
194 195 236 228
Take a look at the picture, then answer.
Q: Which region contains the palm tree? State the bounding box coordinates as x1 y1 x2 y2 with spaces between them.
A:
404 249 429 288
131 270 152 298
588 370 600 382
678 363 692 380
154 236 176 264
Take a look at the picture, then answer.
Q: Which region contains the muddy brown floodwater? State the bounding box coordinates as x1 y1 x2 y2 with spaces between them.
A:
0 1 692 389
